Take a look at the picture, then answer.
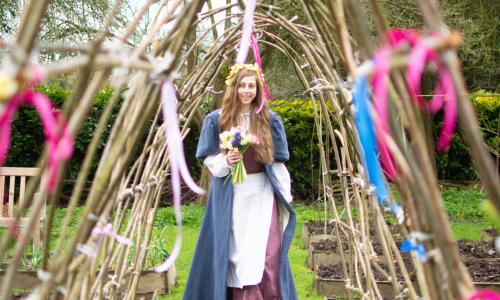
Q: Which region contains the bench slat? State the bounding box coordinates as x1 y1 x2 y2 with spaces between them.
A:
0 176 4 217
0 167 39 176
0 217 30 227
20 176 26 207
0 167 44 247
8 176 15 217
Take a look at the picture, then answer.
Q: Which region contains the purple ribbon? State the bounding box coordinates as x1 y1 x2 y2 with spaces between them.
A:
235 0 257 64
154 81 204 273
92 223 132 255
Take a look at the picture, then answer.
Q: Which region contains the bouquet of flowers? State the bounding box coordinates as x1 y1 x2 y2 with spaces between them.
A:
220 127 259 184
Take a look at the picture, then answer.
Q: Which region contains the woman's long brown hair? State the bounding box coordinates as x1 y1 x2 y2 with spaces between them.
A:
220 69 274 164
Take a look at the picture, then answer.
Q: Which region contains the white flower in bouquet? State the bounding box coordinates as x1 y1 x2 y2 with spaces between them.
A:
219 127 259 183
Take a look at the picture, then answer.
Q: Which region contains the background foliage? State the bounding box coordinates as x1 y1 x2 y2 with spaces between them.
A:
435 91 499 181
8 89 497 202
1 0 498 203
186 95 498 201
5 81 120 194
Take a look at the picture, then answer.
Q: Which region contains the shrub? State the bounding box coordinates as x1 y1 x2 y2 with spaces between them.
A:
6 81 120 196
8 81 496 203
435 91 499 180
269 99 327 201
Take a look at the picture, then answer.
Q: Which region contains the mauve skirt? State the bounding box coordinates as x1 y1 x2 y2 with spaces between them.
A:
228 198 281 300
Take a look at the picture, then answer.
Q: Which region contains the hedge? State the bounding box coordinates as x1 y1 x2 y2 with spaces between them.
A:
435 91 499 180
268 99 325 201
6 84 498 202
6 81 120 191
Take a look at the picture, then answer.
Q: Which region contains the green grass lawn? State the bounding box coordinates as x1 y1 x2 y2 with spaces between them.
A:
1 187 494 299
153 203 325 300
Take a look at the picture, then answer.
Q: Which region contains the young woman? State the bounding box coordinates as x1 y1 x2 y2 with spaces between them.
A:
183 64 297 300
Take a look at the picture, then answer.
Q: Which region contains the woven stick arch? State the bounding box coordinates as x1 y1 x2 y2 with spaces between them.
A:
0 0 497 299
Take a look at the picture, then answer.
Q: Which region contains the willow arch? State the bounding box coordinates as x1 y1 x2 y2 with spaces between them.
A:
0 0 498 299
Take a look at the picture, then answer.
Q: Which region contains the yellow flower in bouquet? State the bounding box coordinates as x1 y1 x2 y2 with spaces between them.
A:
219 127 259 184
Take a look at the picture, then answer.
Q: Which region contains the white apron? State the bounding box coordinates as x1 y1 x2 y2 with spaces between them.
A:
227 172 275 288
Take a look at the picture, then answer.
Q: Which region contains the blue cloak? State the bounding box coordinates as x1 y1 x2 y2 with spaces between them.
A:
183 110 298 300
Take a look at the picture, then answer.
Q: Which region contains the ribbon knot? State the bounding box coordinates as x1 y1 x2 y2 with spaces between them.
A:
400 240 426 261
92 223 132 247
0 64 73 192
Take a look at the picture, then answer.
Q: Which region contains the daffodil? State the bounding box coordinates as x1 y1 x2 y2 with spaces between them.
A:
0 70 18 101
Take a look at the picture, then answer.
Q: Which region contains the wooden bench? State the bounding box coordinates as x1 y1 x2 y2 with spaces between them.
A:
0 167 45 246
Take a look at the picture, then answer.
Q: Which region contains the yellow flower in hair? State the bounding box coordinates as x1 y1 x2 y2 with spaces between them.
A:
225 63 261 86
0 70 18 102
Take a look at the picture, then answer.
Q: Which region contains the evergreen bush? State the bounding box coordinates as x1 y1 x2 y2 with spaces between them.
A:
6 81 120 193
6 84 498 202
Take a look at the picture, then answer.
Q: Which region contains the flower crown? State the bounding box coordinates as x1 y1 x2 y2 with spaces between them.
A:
225 63 262 86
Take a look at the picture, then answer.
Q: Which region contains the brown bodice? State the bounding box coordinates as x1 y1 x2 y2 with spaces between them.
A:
242 146 264 174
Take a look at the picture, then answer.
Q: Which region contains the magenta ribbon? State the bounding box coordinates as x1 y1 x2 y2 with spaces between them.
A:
468 289 500 300
406 37 457 151
371 29 458 179
251 34 273 114
235 0 257 64
154 80 204 273
371 48 398 180
0 66 73 191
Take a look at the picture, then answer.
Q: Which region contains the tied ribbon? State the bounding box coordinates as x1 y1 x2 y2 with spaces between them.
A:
468 290 500 300
406 37 457 151
79 223 132 258
371 29 458 179
353 75 404 223
235 0 257 64
400 240 426 261
154 81 204 273
0 65 73 192
251 34 272 114
92 223 132 257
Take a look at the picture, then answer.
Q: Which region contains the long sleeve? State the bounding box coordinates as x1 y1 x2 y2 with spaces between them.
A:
204 153 231 177
270 113 289 162
196 112 221 161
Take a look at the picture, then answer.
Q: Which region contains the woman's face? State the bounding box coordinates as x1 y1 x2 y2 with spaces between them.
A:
237 75 257 107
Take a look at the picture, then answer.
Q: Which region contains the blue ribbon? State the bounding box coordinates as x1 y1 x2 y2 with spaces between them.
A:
353 75 389 203
400 240 426 261
353 75 404 222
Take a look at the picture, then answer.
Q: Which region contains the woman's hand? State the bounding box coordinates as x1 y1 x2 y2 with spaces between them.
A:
226 149 242 165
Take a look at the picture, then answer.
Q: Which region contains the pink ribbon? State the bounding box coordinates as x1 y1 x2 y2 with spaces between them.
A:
0 66 73 191
235 0 257 64
78 223 132 258
385 29 420 48
251 34 273 114
468 289 500 300
93 223 132 247
154 80 204 273
371 29 459 179
371 48 397 180
406 37 457 151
